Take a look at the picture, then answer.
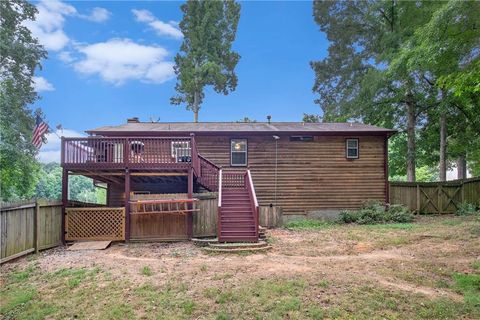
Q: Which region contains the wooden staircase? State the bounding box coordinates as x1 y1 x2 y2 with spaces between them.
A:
193 153 259 243
218 170 259 242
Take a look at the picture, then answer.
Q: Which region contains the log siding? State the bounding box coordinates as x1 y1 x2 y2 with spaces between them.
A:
195 134 387 214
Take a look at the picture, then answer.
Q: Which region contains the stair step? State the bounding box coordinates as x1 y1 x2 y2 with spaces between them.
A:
221 207 252 210
221 215 253 219
217 236 259 243
203 245 271 253
221 230 256 235
208 241 269 250
222 227 256 230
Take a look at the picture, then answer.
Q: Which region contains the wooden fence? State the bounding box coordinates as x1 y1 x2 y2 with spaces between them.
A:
1 199 62 264
389 177 480 214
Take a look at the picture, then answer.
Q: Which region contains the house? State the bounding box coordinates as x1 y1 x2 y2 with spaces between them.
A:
60 119 395 243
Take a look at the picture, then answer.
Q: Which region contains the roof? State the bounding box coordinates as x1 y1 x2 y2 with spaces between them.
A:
86 122 396 135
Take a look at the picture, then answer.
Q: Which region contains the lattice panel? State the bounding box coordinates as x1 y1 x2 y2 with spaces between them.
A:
66 207 125 241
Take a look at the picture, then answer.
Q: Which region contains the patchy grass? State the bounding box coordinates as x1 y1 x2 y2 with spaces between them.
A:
454 273 480 308
140 266 153 276
1 215 479 319
284 219 334 230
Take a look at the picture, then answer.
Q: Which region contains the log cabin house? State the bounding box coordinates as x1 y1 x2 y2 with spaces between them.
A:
61 119 395 243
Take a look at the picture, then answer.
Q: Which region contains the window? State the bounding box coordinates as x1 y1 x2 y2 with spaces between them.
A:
231 139 247 166
289 136 314 142
346 138 359 159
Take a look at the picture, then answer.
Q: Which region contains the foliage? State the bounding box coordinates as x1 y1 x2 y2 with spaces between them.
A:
456 202 478 216
0 0 47 201
36 162 106 204
339 201 414 225
284 219 333 230
236 117 256 123
302 113 321 123
311 0 480 180
171 0 241 122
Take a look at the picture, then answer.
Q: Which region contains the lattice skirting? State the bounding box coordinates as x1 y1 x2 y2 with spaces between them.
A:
65 207 125 241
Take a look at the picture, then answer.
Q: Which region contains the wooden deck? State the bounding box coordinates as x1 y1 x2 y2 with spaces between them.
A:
61 136 196 171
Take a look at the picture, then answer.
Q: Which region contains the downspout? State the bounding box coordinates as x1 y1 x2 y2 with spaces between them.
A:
273 135 280 206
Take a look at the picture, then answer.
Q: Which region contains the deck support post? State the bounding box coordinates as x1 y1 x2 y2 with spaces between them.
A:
384 134 389 204
61 168 68 245
187 167 194 239
125 169 131 241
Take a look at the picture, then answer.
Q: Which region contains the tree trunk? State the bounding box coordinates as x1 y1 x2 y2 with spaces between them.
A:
439 112 447 181
457 155 467 180
193 90 199 123
406 92 416 182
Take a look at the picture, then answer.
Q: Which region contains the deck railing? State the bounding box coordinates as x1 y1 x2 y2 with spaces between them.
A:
62 136 193 169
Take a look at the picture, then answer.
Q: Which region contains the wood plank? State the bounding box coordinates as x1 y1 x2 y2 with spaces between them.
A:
68 241 111 251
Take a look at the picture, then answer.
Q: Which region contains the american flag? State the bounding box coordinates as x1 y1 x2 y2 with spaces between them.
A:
32 115 49 149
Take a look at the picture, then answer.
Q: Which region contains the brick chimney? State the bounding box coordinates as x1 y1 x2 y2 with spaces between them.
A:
127 117 139 123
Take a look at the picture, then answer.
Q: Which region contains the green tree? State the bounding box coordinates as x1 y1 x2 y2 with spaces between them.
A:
310 1 480 182
171 0 241 122
36 163 106 204
0 0 47 200
302 113 321 123
236 117 256 123
390 0 480 180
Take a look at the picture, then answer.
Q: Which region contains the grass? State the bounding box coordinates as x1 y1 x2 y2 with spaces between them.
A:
284 219 334 230
140 266 153 276
454 273 480 308
1 215 479 319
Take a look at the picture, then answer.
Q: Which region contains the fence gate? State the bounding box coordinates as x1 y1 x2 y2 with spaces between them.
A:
65 207 125 241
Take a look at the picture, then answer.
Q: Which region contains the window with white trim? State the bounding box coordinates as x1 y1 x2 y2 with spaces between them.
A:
346 138 359 159
231 139 247 166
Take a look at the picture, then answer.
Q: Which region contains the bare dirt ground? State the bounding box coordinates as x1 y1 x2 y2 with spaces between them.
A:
1 215 479 319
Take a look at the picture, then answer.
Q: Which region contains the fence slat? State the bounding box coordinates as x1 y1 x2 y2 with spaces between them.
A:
389 177 480 213
1 199 63 264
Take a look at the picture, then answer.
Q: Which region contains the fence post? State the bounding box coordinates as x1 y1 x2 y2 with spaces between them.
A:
461 180 465 203
34 200 39 253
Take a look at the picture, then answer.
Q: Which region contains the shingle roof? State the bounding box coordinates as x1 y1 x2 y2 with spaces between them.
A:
87 122 395 135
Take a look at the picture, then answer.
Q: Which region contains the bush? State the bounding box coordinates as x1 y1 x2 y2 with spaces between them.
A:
339 201 414 225
456 202 478 216
387 204 415 223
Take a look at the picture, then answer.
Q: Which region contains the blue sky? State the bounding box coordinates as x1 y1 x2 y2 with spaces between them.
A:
28 0 328 161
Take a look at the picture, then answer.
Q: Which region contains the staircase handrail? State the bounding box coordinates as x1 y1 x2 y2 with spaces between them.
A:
198 154 221 191
217 169 223 241
246 169 259 240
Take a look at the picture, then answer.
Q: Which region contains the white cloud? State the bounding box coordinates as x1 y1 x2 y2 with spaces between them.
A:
24 0 76 51
79 7 111 23
132 9 182 39
38 129 84 163
33 76 55 92
73 38 175 85
25 1 111 51
58 51 75 63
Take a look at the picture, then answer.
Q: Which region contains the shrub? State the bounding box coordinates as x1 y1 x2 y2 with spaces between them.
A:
387 204 415 223
339 201 413 225
456 202 478 216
